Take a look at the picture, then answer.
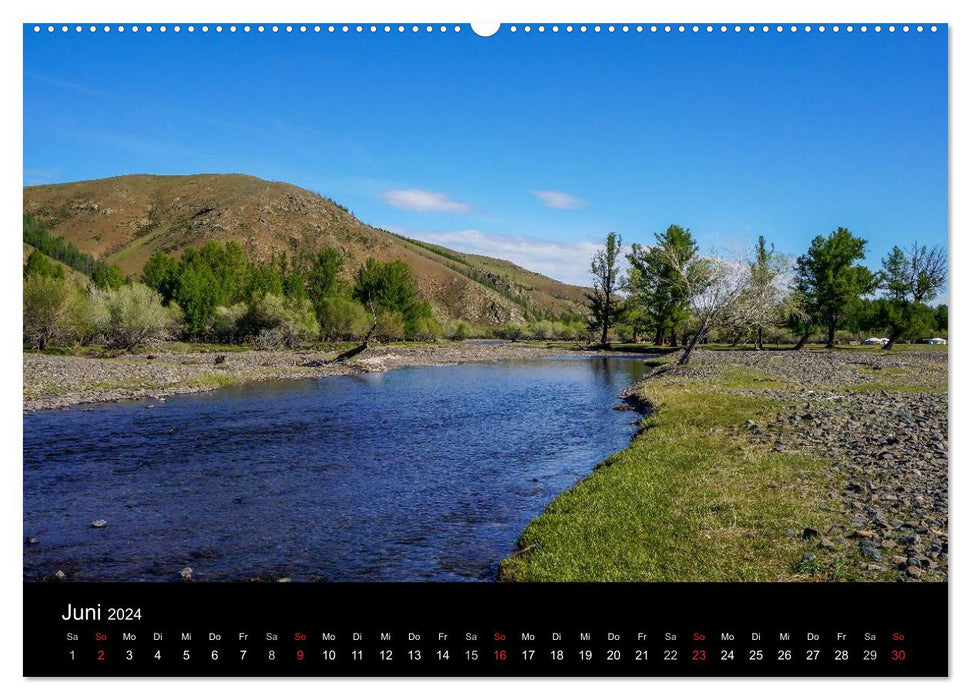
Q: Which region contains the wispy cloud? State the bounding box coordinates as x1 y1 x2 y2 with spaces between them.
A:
383 189 471 213
531 190 588 210
25 72 107 97
394 228 599 286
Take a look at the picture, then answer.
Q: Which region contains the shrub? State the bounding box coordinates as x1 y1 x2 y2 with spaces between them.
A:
444 320 473 340
23 276 75 349
240 294 318 348
94 283 173 350
316 296 371 341
211 304 247 344
498 322 526 341
406 315 442 341
526 320 555 340
373 311 406 341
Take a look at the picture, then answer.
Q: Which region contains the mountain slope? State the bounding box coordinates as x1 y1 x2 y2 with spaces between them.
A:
23 174 589 325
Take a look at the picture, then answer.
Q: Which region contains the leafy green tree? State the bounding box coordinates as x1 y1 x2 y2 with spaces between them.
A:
876 243 947 349
586 232 623 346
306 247 346 326
934 304 948 333
172 260 220 336
23 250 65 280
246 264 285 300
352 258 437 340
793 227 876 348
142 251 180 302
626 225 698 346
91 264 126 290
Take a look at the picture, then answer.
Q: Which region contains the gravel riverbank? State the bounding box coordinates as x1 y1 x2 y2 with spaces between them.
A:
23 342 609 412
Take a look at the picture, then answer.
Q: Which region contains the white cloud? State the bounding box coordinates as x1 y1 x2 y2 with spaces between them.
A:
397 229 600 287
531 190 588 210
382 188 471 213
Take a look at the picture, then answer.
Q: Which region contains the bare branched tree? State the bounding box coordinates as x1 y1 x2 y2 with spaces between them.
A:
655 244 751 365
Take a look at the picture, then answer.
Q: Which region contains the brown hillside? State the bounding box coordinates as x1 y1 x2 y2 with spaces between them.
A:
23 174 589 325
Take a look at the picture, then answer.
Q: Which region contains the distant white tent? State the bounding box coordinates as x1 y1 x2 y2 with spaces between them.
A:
928 337 947 345
862 337 886 346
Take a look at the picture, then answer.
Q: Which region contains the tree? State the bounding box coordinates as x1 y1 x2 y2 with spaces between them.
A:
793 227 876 349
782 290 818 350
663 252 750 365
934 304 948 333
876 243 947 349
306 247 347 329
23 250 65 280
626 226 696 346
91 264 126 290
142 251 180 302
586 232 623 346
748 236 786 349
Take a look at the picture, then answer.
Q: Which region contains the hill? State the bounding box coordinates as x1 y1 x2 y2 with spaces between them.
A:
23 174 589 326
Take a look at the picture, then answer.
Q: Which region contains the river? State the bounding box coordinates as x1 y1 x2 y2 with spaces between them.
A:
23 356 648 582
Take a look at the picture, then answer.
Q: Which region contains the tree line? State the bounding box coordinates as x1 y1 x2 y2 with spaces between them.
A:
23 218 593 350
23 217 445 349
587 226 947 365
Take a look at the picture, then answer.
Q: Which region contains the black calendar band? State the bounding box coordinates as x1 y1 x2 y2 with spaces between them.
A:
24 582 947 677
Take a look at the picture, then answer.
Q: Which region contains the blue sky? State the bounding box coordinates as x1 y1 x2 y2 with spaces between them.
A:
23 24 947 286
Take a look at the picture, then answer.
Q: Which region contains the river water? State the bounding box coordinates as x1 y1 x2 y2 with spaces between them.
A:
23 356 648 582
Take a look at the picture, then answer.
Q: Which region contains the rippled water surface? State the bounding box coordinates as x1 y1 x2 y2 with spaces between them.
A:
24 357 647 582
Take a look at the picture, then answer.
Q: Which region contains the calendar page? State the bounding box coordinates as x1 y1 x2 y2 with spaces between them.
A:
21 18 948 678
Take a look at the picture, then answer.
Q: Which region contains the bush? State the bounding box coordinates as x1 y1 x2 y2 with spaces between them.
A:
497 322 526 341
316 296 372 341
526 320 555 340
94 283 173 350
211 303 247 344
239 294 318 348
444 320 473 340
23 276 75 349
406 315 442 341
373 311 406 341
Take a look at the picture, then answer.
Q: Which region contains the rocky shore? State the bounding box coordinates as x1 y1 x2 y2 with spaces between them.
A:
651 349 948 582
23 341 597 412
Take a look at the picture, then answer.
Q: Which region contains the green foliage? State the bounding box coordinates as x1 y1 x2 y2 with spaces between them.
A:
23 276 75 349
793 227 876 348
352 258 435 339
306 248 344 304
497 322 526 341
875 244 947 348
626 225 698 345
91 263 126 290
141 251 181 302
23 250 65 280
316 296 371 341
444 319 473 340
92 283 173 350
23 214 124 286
240 294 320 347
586 232 624 345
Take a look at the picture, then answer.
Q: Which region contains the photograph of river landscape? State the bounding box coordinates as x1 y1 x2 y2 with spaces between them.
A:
22 23 947 588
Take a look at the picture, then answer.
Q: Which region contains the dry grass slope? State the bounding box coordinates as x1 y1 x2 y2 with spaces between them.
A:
24 174 588 326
